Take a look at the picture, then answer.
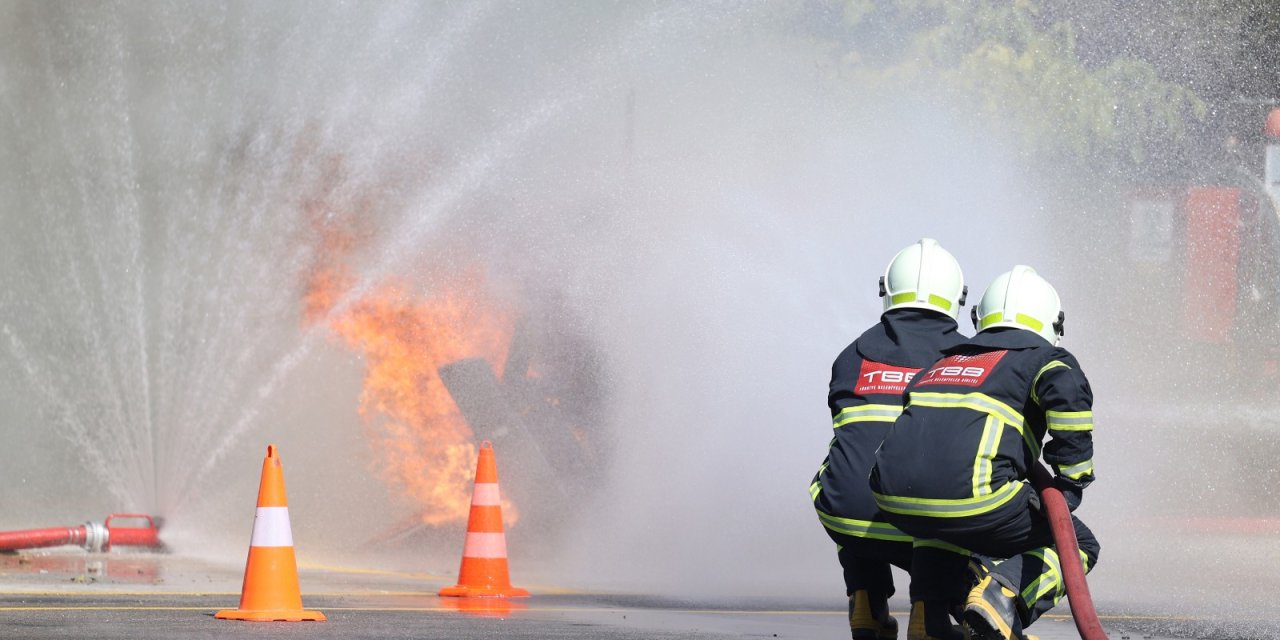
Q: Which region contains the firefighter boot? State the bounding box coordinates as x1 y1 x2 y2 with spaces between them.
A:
963 574 1024 640
967 556 994 591
906 600 967 640
850 590 898 640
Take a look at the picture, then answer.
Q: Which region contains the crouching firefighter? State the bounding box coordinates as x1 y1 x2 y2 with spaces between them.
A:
810 238 974 640
870 265 1101 640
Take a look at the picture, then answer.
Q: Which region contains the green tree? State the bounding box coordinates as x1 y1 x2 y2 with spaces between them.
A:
831 0 1208 176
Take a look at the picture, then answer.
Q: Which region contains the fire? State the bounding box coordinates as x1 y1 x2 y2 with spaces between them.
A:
300 204 518 526
330 276 517 526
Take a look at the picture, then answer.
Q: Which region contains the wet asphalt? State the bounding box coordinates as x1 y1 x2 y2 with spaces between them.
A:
0 591 1156 640
0 552 1249 639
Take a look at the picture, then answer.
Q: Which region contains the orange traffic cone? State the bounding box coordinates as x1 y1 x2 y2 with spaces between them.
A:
216 444 326 622
439 440 529 598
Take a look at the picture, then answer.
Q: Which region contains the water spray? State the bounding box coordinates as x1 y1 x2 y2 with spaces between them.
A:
0 514 162 553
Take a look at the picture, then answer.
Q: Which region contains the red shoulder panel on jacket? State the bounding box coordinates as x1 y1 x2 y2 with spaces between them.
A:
915 350 1008 387
855 359 922 396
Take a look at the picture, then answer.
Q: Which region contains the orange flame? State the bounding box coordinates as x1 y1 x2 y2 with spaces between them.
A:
300 202 518 526
335 276 516 526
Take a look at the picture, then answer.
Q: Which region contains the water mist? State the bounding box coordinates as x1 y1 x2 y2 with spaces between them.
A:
2 1 1197 612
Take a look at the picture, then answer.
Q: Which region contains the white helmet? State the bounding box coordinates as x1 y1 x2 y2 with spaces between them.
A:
879 238 967 320
971 265 1065 345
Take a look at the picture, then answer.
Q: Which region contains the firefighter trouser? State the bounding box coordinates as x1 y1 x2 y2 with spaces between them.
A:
906 542 975 606
884 490 1101 628
825 529 913 598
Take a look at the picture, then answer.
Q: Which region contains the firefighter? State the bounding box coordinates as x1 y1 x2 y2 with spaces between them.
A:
810 238 971 640
870 266 1100 640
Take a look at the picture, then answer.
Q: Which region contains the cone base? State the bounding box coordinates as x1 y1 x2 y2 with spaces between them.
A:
215 608 327 622
439 584 530 598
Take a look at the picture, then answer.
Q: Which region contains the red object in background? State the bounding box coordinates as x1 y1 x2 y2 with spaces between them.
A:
1183 187 1241 343
0 514 160 552
1265 107 1280 138
102 514 160 550
0 526 91 551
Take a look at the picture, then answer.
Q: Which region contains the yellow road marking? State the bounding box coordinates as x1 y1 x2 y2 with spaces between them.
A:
295 561 448 581
0 592 1220 625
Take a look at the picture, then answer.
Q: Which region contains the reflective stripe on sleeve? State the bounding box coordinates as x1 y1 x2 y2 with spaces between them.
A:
1056 459 1094 480
833 404 903 428
873 480 1024 518
249 506 294 547
1031 360 1070 405
817 511 912 542
1046 410 1094 432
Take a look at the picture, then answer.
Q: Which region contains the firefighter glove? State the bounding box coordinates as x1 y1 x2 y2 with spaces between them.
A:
1054 477 1083 512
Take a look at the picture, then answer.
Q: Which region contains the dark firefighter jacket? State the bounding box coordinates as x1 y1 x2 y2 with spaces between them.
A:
811 308 966 541
869 327 1095 520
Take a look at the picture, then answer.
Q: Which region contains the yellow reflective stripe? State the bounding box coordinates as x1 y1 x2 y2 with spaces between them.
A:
972 415 1002 496
833 404 902 428
811 459 831 501
1015 313 1044 332
978 312 1048 333
816 511 912 542
912 538 970 555
1020 548 1064 606
978 311 1002 330
890 291 954 310
909 392 1023 429
1031 360 1070 405
1046 410 1093 432
1079 549 1092 572
1056 459 1094 480
908 392 1038 457
873 480 1023 518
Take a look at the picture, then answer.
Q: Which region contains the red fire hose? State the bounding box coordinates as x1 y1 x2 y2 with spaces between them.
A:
1029 464 1108 640
0 514 161 552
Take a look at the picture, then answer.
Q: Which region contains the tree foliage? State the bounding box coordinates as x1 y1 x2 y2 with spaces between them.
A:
830 0 1210 175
